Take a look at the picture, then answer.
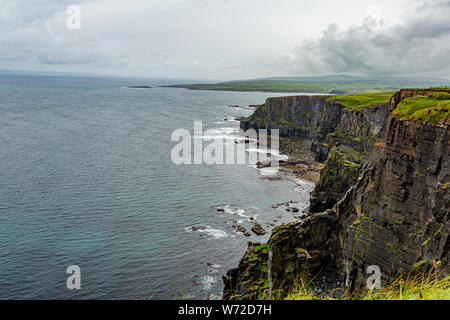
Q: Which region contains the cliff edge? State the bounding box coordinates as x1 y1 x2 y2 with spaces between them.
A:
224 89 449 299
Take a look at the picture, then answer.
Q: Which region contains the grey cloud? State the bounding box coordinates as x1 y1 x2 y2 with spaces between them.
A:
285 0 450 76
1 0 448 78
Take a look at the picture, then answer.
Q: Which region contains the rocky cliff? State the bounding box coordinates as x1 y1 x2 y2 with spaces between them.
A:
339 115 449 291
224 89 449 299
241 95 389 213
240 95 388 161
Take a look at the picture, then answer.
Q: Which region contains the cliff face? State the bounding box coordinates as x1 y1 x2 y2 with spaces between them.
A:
241 95 388 161
224 90 449 299
241 95 389 212
309 147 362 213
338 117 449 290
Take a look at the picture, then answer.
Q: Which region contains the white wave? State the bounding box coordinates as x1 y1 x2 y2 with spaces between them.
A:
196 135 244 141
185 226 229 239
204 227 228 239
200 276 217 290
199 227 228 239
246 148 289 161
223 205 248 218
204 127 238 135
259 167 282 176
193 127 263 146
194 127 241 141
292 177 315 189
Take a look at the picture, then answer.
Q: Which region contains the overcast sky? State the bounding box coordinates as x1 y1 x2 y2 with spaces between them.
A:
1 0 449 80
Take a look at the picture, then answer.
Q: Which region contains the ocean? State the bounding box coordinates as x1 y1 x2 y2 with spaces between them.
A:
0 74 314 299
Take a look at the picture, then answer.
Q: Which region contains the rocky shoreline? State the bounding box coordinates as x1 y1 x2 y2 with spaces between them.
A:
187 127 323 240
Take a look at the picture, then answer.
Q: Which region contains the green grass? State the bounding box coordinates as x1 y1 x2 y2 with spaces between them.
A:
327 92 394 111
391 92 450 124
363 273 450 300
282 273 450 301
250 261 450 301
168 80 414 94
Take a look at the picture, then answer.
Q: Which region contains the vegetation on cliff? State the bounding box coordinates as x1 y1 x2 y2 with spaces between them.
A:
309 147 362 213
283 272 450 300
327 92 393 111
228 87 449 301
391 92 450 124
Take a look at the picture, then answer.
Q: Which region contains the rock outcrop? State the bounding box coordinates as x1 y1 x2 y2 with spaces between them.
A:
240 95 388 161
241 95 387 212
224 89 449 299
309 147 362 213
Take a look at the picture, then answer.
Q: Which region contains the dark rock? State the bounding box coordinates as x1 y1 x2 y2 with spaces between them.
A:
223 242 269 300
328 90 347 94
191 226 207 231
251 223 266 236
338 114 449 292
309 147 362 214
256 161 271 169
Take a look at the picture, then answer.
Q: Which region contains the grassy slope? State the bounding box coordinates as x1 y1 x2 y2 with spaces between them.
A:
327 92 393 110
282 272 450 301
391 92 450 124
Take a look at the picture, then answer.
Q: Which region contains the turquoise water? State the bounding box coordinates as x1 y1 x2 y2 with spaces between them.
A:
0 75 313 299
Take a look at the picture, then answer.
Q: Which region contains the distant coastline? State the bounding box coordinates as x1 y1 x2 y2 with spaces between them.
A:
160 76 450 95
161 85 330 94
127 85 153 89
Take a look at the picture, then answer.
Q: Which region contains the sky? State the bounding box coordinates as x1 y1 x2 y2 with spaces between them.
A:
1 0 449 80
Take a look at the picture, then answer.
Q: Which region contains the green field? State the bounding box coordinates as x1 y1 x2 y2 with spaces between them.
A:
167 77 450 94
168 80 400 94
327 92 394 110
392 92 450 124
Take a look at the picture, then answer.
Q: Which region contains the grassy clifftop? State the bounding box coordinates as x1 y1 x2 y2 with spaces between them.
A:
392 92 450 124
327 92 393 110
325 89 450 122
